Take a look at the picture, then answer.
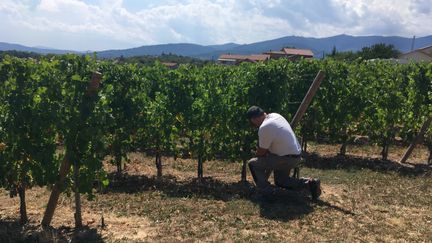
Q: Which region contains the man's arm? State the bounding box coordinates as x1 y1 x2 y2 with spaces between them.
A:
255 147 269 157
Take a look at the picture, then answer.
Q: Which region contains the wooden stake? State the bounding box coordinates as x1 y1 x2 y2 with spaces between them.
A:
42 72 102 227
399 116 432 164
290 70 325 129
241 159 247 182
74 160 82 229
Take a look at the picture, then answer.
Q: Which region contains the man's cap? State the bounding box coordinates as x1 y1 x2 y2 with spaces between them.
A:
246 106 264 119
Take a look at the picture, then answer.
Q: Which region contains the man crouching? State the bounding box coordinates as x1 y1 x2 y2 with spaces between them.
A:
246 106 321 201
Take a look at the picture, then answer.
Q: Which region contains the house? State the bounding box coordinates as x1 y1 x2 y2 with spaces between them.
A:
161 62 179 69
282 48 314 58
264 48 314 60
399 45 432 63
218 47 314 65
217 54 270 65
262 50 287 59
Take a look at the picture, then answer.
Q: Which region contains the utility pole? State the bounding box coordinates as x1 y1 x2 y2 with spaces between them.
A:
411 35 416 51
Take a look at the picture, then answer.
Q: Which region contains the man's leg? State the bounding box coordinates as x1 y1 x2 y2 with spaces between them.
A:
273 157 322 200
249 155 321 199
274 169 309 190
273 157 309 190
248 157 273 193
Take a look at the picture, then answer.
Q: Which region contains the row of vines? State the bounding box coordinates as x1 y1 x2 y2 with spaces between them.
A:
0 55 431 226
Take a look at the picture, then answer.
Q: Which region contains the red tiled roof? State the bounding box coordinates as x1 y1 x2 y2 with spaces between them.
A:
400 45 432 59
218 54 270 62
248 54 270 61
161 62 178 67
263 51 286 55
282 48 314 57
415 45 432 58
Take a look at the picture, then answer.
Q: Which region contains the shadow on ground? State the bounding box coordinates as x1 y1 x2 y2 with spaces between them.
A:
0 219 103 243
303 153 431 176
104 172 353 222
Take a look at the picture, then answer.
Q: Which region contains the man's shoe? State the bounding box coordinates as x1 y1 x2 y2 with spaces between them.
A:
309 179 321 201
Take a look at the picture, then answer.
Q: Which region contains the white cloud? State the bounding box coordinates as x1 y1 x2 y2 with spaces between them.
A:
37 0 61 12
0 0 431 50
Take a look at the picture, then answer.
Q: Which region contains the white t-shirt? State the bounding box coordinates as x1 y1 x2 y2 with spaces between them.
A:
258 113 301 156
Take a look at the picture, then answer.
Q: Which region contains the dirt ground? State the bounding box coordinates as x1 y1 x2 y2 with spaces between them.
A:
1 143 431 242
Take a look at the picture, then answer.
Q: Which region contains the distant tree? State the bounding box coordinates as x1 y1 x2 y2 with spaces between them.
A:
327 50 358 62
358 43 401 60
327 43 401 61
0 50 42 60
331 46 337 56
113 54 212 66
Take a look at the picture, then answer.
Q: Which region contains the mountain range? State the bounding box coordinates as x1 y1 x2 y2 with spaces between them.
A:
1 34 432 60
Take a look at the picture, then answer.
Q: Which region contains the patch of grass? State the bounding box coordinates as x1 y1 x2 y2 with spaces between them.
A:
0 144 431 242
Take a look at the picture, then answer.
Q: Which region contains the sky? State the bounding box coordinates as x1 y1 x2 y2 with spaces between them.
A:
1 0 431 51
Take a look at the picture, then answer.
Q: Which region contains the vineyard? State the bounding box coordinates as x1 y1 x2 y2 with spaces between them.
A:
0 55 431 241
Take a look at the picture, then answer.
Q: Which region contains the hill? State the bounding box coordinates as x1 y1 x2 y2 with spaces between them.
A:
96 35 432 59
0 42 79 55
2 35 432 59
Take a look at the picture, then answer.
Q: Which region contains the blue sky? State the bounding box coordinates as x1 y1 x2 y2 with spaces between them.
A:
1 0 431 51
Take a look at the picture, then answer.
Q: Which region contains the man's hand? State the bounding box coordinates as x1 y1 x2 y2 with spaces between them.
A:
0 142 6 152
255 147 269 157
